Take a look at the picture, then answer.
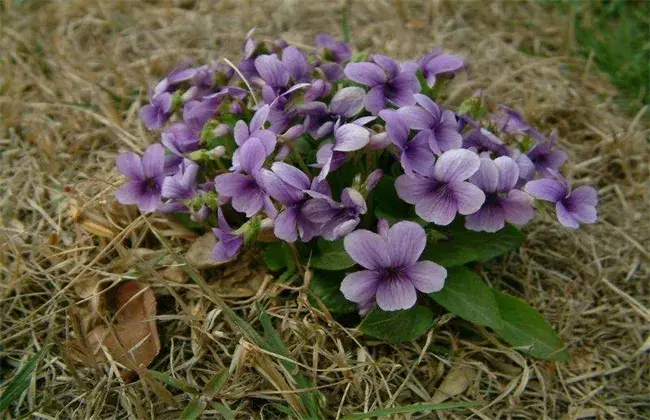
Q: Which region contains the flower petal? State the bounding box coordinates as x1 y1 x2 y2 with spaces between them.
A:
376 278 417 311
413 94 441 121
271 162 310 190
115 182 143 206
330 87 366 118
424 54 465 75
372 54 400 78
567 185 598 207
434 149 481 183
470 155 499 193
494 156 519 192
282 46 310 81
238 137 267 175
340 270 381 303
453 181 486 215
274 207 298 243
260 169 303 205
397 105 435 130
501 190 535 225
141 144 165 179
250 104 270 133
334 124 370 152
404 261 446 293
343 62 386 87
524 179 567 203
414 186 458 225
555 201 579 229
387 221 427 266
379 109 409 149
402 131 435 176
364 85 387 115
116 152 144 180
395 174 433 204
254 54 289 88
214 172 253 197
465 202 505 232
343 229 391 270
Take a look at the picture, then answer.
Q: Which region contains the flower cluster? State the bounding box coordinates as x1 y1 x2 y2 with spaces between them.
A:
116 32 598 313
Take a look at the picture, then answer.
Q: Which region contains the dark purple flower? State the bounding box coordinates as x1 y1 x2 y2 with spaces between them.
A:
212 208 244 262
115 144 166 213
161 123 200 156
395 149 485 225
139 92 173 130
492 105 543 139
315 34 352 63
344 55 420 114
302 188 367 240
183 97 220 132
379 109 434 176
261 162 330 242
527 131 568 176
524 174 598 229
214 138 276 218
419 49 465 88
462 125 510 156
341 221 447 311
396 94 462 154
465 156 535 232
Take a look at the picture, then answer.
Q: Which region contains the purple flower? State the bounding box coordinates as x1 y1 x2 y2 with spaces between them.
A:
314 119 372 180
492 105 543 139
161 123 200 156
234 104 277 154
524 175 598 229
462 125 510 157
162 159 199 200
139 92 173 130
419 49 465 88
379 109 434 176
465 156 535 232
183 98 219 132
344 55 420 115
214 138 276 218
527 131 568 176
212 208 244 262
395 149 485 225
261 162 329 242
115 144 166 213
282 46 312 82
254 54 290 90
315 34 352 63
341 221 447 311
302 188 367 240
396 94 462 154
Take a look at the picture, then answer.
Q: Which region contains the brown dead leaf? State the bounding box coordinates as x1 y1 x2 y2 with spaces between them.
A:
66 281 160 379
431 365 476 404
185 233 221 269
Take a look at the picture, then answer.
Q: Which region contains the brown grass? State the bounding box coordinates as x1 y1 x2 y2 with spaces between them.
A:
1 0 648 418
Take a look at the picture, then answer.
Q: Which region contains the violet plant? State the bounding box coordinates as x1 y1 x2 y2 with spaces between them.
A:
116 32 598 360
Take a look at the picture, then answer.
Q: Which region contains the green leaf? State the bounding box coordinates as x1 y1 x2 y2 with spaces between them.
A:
308 270 357 315
359 306 434 343
421 225 525 267
342 401 483 419
263 242 292 271
0 345 49 411
492 290 569 361
309 238 355 271
212 402 235 420
180 397 207 420
147 370 199 394
429 267 503 330
203 371 228 398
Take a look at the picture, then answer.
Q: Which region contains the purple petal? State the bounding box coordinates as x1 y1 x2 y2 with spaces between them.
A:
139 104 163 130
372 54 400 78
386 73 419 107
494 156 519 192
567 186 598 207
343 229 391 270
387 221 427 266
453 181 486 215
234 120 250 145
251 129 277 155
340 270 381 303
501 190 535 225
320 62 344 81
141 144 165 179
395 174 433 204
470 155 499 193
404 261 447 293
376 277 417 311
341 188 367 213
435 111 462 151
465 202 506 232
282 46 310 81
231 184 265 217
238 137 267 175
214 172 253 197
434 149 481 183
379 109 409 149
364 86 387 115
424 54 465 75
254 55 289 88
116 152 144 181
343 62 387 87
250 104 270 133
365 169 383 192
115 182 143 206
334 124 370 152
271 162 310 190
555 201 579 229
402 131 435 176
351 116 377 127
524 179 567 203
274 207 298 242
397 105 436 131
260 169 303 205
330 87 366 118
413 94 441 121
414 186 458 225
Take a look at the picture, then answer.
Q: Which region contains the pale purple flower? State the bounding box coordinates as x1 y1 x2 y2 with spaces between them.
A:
315 34 352 63
140 92 172 130
313 143 347 178
214 138 276 218
254 54 290 90
162 159 199 200
492 105 543 139
396 94 462 154
212 208 244 262
395 149 485 225
183 98 219 132
419 49 465 88
379 109 435 176
302 188 367 240
261 162 330 242
465 156 535 232
344 55 420 114
115 144 166 213
341 221 447 311
524 174 598 229
527 131 568 176
282 46 312 82
161 123 200 156
234 104 277 155
314 119 372 180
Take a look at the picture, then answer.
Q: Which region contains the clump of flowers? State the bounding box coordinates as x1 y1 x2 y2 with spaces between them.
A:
116 32 598 358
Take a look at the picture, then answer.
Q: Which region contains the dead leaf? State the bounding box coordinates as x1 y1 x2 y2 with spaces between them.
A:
185 233 221 269
66 281 160 379
431 365 476 404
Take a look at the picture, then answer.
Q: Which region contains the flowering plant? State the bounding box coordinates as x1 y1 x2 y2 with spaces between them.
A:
116 32 598 360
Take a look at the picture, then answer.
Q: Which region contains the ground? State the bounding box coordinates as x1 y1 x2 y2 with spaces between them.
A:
1 0 649 419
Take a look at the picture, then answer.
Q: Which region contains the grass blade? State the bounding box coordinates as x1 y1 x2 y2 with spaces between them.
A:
342 401 483 419
0 345 50 411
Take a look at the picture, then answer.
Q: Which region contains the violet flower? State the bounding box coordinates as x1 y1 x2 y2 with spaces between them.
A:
344 55 420 114
315 34 352 63
340 221 447 311
465 156 535 232
524 174 598 229
234 104 277 154
527 131 568 176
303 87 366 138
162 123 201 156
162 159 199 200
397 94 462 154
379 109 434 176
282 46 312 82
261 162 330 242
395 149 485 225
214 138 276 218
140 92 173 130
302 188 367 240
418 48 465 88
492 105 543 139
212 208 244 262
115 144 166 213
462 125 510 157
315 118 373 180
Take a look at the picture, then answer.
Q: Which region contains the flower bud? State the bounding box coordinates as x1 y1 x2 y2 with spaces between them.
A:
181 86 199 103
369 132 390 150
282 124 304 140
213 123 230 138
365 169 383 192
210 145 226 158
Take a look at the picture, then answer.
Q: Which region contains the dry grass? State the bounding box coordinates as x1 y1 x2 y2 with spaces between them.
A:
1 0 649 418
